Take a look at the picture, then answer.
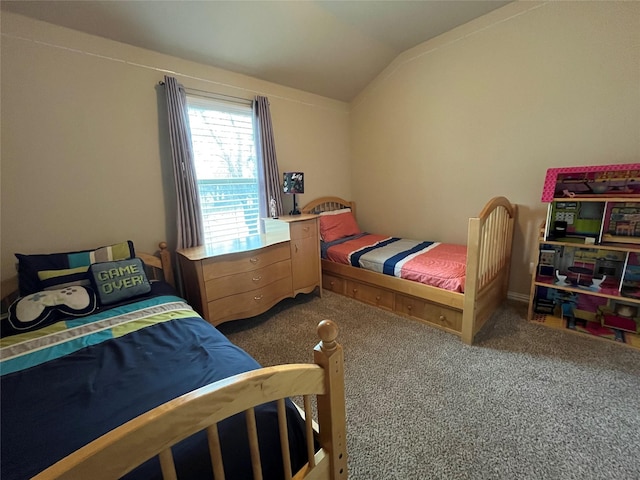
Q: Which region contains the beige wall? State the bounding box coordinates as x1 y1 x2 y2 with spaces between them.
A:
350 1 640 299
0 12 351 281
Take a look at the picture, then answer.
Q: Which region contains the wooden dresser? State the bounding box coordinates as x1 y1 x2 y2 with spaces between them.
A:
178 214 321 326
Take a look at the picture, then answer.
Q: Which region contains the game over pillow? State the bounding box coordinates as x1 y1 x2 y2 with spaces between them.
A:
89 258 151 305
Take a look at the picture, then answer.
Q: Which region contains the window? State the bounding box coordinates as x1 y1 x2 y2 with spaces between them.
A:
187 96 262 246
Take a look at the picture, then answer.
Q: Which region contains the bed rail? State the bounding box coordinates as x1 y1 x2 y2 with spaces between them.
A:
33 320 347 480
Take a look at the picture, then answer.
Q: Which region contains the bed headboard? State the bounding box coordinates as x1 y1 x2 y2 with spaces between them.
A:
301 197 357 218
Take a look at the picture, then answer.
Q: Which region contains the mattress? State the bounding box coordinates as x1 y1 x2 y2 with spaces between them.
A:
1 285 308 480
322 233 467 293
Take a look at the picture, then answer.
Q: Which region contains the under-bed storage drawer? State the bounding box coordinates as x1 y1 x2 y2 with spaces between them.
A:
323 273 345 294
346 280 394 310
396 294 462 332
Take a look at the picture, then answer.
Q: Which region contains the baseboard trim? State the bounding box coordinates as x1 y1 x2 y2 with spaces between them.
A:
507 291 529 304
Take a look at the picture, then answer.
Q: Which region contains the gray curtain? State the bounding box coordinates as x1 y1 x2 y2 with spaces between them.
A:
254 96 284 217
163 75 204 249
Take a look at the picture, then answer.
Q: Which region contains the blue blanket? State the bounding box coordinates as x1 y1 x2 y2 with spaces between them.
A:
1 291 307 479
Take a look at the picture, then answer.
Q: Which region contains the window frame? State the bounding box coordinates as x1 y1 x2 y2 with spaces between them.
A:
186 95 265 246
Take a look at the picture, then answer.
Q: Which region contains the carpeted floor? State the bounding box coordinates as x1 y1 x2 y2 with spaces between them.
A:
217 291 640 480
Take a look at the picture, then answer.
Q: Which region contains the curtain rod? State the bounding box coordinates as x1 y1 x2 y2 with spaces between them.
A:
158 81 253 106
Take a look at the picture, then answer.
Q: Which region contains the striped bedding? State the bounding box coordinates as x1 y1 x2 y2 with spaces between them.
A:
1 291 308 480
322 233 468 293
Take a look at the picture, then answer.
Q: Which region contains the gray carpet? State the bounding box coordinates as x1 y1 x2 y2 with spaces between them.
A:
217 291 640 480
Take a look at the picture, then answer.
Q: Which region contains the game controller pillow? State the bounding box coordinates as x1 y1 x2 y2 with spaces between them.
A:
4 286 98 336
15 240 135 295
89 258 151 305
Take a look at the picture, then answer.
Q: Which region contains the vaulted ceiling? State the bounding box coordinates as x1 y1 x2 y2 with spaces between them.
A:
1 0 511 101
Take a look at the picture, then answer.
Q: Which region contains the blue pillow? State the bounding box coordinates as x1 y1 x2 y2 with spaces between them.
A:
4 286 98 336
89 258 151 305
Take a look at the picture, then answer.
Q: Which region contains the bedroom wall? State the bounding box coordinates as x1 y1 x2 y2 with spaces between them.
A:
0 12 351 282
350 1 640 299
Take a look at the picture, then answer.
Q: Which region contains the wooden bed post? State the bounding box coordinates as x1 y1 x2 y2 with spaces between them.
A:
157 242 175 288
462 218 481 345
314 320 348 480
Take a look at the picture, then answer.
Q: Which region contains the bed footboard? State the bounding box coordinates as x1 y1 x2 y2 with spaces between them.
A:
461 197 517 344
33 321 348 480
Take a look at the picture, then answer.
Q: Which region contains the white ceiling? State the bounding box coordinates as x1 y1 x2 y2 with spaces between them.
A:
1 0 511 101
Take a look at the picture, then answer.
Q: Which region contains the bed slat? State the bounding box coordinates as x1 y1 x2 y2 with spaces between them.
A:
207 424 225 480
303 395 316 469
246 407 263 480
278 398 293 480
159 448 178 480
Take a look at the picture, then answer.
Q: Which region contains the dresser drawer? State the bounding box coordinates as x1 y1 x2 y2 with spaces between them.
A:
205 259 291 301
207 276 293 324
346 280 394 310
396 294 462 332
290 219 317 240
202 242 290 280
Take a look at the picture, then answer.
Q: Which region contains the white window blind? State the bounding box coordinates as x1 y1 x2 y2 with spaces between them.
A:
187 96 260 245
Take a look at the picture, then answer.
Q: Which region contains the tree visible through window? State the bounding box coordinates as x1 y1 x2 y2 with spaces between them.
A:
187 96 260 245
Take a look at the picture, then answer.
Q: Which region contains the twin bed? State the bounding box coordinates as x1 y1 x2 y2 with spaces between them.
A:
302 196 517 344
1 243 347 480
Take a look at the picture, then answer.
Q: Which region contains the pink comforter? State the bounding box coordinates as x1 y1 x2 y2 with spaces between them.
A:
325 234 467 293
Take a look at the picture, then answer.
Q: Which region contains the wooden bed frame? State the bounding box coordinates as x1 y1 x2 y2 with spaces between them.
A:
301 197 517 344
3 242 348 480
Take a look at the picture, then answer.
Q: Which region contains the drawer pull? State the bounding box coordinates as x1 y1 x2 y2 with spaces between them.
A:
303 226 309 232
249 257 259 264
439 315 446 322
375 295 381 301
254 295 263 301
407 305 413 310
330 281 335 286
295 244 298 253
352 288 358 293
252 276 262 282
